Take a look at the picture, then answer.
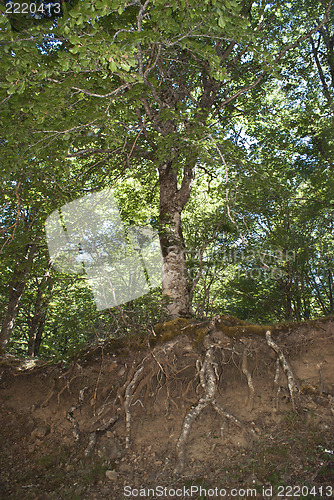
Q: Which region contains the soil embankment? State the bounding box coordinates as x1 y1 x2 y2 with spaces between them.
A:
0 316 333 499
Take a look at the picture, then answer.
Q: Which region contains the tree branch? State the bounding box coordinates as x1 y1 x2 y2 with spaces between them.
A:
213 0 333 115
71 83 131 98
309 33 334 110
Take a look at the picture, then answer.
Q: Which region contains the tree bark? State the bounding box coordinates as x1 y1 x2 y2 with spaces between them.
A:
0 244 36 352
279 276 293 321
27 264 53 356
158 161 194 318
328 269 333 314
31 308 48 356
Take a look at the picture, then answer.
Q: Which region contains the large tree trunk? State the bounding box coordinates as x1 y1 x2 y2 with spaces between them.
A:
159 161 194 318
0 244 36 352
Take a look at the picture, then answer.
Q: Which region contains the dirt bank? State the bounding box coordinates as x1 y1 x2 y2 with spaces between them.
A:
0 316 333 499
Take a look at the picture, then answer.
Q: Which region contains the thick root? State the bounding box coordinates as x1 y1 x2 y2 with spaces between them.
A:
241 346 254 411
175 346 217 474
125 365 144 448
266 331 299 410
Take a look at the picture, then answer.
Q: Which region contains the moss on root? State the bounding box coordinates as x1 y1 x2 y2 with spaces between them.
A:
152 318 193 345
216 322 270 339
153 314 334 345
152 315 270 345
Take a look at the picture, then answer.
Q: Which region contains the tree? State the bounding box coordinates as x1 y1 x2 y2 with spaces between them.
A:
0 242 37 349
0 0 332 334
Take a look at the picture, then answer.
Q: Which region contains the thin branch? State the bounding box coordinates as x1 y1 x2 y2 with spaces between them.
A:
309 33 334 111
272 1 332 64
71 83 130 98
32 120 98 136
66 147 117 158
0 182 24 255
127 124 145 162
208 134 235 225
1 95 12 106
163 20 207 47
143 43 162 79
136 0 151 79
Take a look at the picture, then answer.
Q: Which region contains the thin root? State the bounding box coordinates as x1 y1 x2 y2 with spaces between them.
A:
84 413 120 457
66 386 88 441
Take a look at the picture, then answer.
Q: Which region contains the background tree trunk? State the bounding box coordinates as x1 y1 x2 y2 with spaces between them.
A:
328 269 333 314
0 244 36 352
27 264 53 356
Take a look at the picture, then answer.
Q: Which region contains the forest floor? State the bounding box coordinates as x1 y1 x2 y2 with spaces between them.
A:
0 316 333 500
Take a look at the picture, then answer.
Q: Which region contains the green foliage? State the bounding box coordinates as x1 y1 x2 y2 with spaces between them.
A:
0 0 333 355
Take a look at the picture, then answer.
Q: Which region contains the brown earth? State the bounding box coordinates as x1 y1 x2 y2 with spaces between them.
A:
0 316 333 500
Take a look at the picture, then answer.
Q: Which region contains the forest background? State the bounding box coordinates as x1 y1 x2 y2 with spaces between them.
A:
0 0 333 359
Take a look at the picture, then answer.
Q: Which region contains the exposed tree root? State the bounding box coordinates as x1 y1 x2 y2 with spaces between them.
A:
125 365 144 448
329 395 334 416
211 400 246 431
62 319 312 474
273 357 281 410
84 413 120 457
91 346 105 416
115 365 138 408
175 346 217 474
66 386 88 441
57 374 82 404
174 345 244 474
241 345 254 411
266 331 300 410
41 378 57 408
42 363 84 408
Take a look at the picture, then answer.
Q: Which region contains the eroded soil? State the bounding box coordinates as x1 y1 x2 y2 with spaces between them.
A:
0 316 333 499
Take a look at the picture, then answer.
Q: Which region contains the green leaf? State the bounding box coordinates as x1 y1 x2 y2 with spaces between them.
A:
218 17 226 28
17 81 25 94
69 10 80 18
69 35 81 44
7 85 16 95
61 59 70 71
6 71 19 82
109 61 117 72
